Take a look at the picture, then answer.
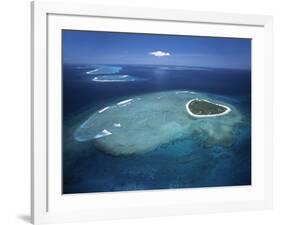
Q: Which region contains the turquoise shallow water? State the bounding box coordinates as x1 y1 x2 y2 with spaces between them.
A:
63 64 251 194
74 91 243 155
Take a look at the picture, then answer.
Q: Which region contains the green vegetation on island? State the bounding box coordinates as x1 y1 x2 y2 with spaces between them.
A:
188 99 227 116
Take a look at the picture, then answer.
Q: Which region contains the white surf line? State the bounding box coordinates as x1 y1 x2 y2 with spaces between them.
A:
80 106 110 128
176 90 196 95
93 80 125 82
176 91 190 94
86 68 100 74
186 99 231 118
98 106 110 113
94 129 112 139
117 99 133 106
80 116 94 128
113 123 121 127
92 78 134 82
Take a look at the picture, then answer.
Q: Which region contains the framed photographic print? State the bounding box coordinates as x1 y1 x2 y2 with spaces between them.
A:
31 1 273 224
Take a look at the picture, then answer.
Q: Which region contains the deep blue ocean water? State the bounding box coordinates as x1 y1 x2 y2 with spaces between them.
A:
63 64 251 194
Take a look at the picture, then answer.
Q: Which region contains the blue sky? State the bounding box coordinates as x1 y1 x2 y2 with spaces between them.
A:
63 30 251 69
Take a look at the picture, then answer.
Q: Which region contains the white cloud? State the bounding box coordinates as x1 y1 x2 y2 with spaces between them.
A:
149 51 170 57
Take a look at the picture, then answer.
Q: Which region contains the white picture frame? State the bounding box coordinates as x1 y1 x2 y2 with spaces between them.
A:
31 1 274 224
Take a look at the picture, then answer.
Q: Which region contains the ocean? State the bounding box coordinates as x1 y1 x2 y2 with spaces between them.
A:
62 64 251 194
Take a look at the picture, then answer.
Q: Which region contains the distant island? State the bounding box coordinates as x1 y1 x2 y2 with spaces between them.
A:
186 99 231 118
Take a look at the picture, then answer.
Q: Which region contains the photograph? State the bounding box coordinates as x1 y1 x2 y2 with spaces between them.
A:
62 30 252 194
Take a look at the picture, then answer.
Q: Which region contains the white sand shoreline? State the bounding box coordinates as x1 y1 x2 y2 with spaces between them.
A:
186 99 231 118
